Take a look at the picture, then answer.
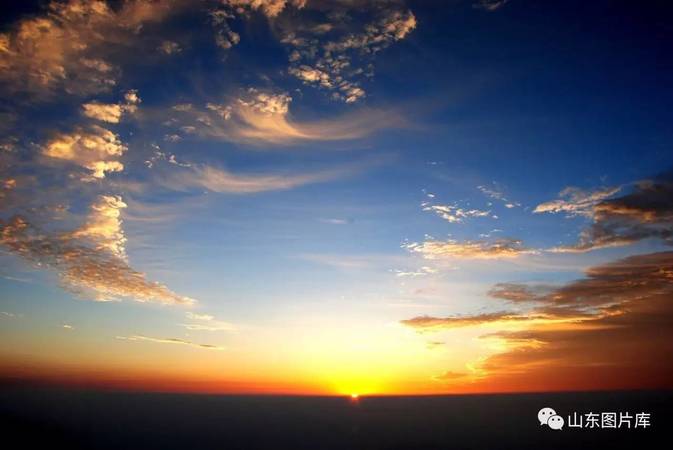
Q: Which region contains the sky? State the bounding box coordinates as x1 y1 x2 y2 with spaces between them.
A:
1 0 673 396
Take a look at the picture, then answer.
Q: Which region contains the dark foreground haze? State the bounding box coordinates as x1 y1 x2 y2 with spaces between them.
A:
1 386 670 450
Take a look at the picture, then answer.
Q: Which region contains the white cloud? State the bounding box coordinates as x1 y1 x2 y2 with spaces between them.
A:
182 311 236 332
423 204 491 223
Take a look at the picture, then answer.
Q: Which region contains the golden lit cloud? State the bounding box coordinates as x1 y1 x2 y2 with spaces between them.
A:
223 0 306 19
167 89 406 145
403 238 533 260
81 89 141 123
42 125 126 180
403 251 673 391
69 195 127 258
0 0 180 96
0 199 194 305
401 312 535 331
282 6 416 102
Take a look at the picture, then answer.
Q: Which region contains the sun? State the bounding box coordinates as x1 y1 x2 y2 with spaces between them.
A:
350 393 360 400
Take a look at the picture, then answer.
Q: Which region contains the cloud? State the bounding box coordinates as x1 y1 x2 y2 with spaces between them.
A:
550 171 673 252
319 218 350 225
0 198 194 305
185 312 214 321
433 370 472 381
223 0 306 19
422 203 491 223
68 195 127 258
477 183 520 208
473 0 509 11
403 238 533 260
0 0 179 97
280 3 416 103
155 161 357 194
534 185 621 218
426 341 445 350
478 251 673 390
182 311 236 332
487 283 553 303
42 125 126 180
394 266 437 278
81 89 141 123
401 312 532 331
158 40 181 55
207 0 414 105
167 88 406 145
403 251 673 390
209 0 307 50
82 103 125 123
116 335 223 350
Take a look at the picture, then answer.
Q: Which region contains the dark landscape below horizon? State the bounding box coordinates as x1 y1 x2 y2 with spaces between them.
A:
1 386 670 450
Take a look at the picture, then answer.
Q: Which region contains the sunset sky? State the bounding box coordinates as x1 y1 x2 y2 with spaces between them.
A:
1 0 672 396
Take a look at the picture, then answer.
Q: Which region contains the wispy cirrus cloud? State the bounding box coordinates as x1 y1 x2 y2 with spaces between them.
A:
477 183 520 208
401 312 534 331
116 334 223 350
181 311 236 332
164 88 407 145
473 0 509 12
152 159 368 194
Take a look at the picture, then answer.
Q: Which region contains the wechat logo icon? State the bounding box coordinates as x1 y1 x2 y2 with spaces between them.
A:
538 407 564 430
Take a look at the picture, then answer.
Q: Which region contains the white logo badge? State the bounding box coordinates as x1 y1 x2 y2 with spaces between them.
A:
538 407 564 430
